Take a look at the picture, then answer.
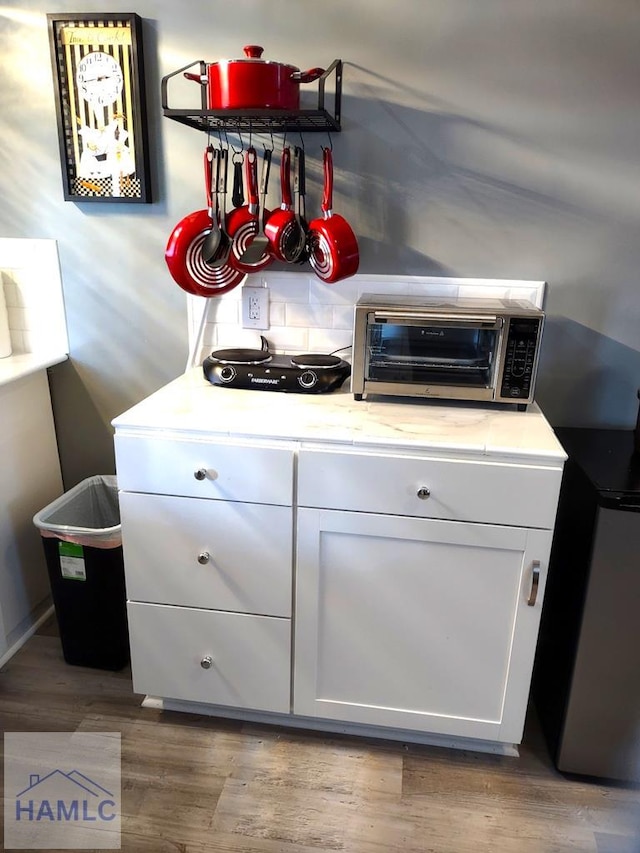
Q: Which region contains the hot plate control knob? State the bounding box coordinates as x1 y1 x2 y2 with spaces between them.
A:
219 365 236 383
298 370 318 389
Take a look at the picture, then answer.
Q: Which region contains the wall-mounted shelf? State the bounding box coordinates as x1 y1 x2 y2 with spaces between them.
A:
161 59 342 134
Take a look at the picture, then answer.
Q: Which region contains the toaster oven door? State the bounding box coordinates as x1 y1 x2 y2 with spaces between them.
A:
364 312 503 393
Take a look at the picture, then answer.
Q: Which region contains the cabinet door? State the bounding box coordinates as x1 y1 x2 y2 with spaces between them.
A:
294 509 551 744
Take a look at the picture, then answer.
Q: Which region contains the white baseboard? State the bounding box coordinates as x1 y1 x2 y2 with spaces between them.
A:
141 695 519 757
0 603 55 669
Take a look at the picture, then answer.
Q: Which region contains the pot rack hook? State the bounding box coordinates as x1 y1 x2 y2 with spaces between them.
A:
230 129 244 162
265 128 275 152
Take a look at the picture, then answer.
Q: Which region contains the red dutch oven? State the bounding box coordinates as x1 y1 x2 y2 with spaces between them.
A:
184 45 325 110
308 148 360 284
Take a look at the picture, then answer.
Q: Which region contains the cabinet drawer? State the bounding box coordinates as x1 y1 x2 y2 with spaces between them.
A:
115 434 294 505
128 602 290 713
121 492 292 616
298 448 562 529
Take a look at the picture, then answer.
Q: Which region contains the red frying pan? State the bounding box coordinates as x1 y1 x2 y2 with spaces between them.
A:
226 147 273 274
165 146 245 297
264 147 301 262
308 147 359 283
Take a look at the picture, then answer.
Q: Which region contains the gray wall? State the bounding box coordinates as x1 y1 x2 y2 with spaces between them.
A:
2 1 639 486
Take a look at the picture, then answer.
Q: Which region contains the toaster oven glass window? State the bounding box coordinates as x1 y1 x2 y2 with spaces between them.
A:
366 322 498 388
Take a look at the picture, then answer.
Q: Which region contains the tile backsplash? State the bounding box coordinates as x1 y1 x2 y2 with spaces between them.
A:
0 239 68 356
187 272 546 368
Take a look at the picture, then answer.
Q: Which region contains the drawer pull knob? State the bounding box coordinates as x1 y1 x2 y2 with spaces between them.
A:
200 655 214 670
417 487 431 500
197 551 210 565
194 468 207 481
527 561 541 606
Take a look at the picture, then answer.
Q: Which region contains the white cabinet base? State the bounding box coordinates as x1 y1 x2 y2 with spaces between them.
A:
139 694 519 757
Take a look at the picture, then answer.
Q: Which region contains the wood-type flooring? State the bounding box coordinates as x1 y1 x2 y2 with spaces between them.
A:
1 616 639 852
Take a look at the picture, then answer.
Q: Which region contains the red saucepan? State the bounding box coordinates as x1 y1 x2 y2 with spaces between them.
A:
308 147 359 283
165 146 246 297
184 45 324 110
264 147 302 262
226 147 273 274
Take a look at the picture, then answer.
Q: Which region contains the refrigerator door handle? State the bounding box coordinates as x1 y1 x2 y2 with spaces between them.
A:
527 560 541 606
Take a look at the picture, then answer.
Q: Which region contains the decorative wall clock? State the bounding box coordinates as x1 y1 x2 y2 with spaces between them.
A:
47 13 151 203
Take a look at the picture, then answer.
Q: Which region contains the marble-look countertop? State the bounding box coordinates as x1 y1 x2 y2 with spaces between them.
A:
0 352 68 389
112 368 566 464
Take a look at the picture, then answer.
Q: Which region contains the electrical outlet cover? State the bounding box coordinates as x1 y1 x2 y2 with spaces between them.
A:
242 286 269 329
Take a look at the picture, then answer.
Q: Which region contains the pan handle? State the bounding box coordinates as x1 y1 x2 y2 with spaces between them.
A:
245 147 259 215
280 147 293 210
291 67 325 84
184 72 207 84
294 146 306 218
217 148 228 226
321 147 333 218
204 145 215 214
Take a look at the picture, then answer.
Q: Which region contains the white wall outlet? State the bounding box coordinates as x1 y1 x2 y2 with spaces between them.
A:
241 285 270 330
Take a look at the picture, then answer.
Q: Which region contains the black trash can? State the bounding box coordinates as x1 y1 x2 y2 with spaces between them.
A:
33 475 129 671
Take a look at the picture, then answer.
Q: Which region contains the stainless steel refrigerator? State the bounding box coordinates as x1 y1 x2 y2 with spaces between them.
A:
533 427 640 782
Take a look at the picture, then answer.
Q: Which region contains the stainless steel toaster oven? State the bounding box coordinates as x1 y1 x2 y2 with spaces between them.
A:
351 294 544 407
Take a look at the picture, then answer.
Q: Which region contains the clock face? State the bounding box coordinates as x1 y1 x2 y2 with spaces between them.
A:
76 52 123 107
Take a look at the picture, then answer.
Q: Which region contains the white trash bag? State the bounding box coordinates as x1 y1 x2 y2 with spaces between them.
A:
33 475 121 550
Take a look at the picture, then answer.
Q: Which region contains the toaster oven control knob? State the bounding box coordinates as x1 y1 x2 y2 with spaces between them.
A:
417 487 431 500
298 370 318 390
219 365 236 383
200 655 213 670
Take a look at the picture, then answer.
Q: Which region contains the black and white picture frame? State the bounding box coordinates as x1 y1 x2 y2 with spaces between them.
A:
47 12 151 203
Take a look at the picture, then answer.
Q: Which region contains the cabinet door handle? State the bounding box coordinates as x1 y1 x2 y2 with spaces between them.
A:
197 551 210 565
527 561 540 606
194 468 207 481
417 487 431 500
200 655 214 669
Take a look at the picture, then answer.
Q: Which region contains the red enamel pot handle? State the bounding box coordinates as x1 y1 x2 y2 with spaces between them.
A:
246 147 259 214
280 146 292 210
204 144 215 214
292 67 325 84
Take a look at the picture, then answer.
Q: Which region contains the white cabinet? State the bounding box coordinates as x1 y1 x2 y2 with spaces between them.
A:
294 446 560 744
115 433 295 715
113 379 565 749
294 508 551 743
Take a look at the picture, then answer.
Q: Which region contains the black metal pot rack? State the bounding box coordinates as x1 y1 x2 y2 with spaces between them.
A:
161 59 342 134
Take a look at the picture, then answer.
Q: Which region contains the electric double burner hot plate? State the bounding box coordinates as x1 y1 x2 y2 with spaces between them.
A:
202 346 351 393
